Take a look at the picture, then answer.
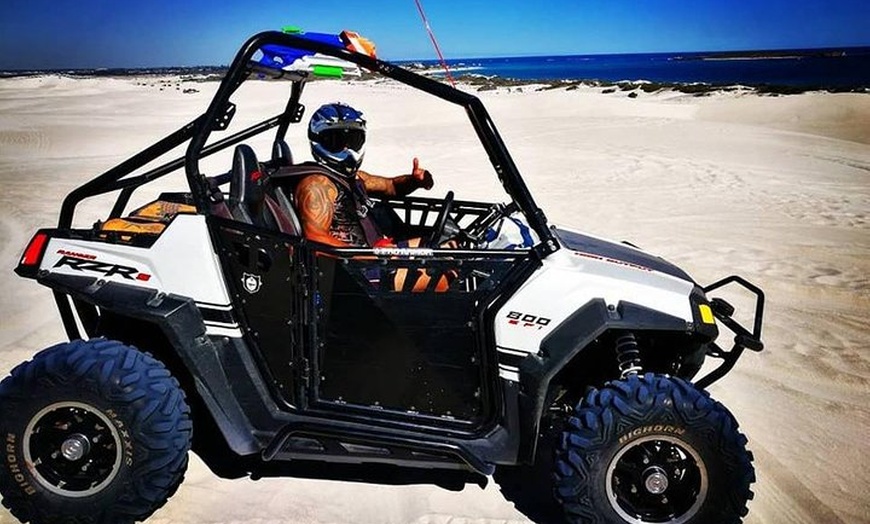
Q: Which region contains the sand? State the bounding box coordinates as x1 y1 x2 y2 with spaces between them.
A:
0 75 868 524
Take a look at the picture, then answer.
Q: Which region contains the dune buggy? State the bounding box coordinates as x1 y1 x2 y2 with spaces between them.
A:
2 29 764 524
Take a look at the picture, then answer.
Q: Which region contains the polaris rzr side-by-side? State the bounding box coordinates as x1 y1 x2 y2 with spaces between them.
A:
1 29 764 524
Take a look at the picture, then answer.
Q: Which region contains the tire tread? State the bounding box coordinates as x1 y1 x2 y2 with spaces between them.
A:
555 373 755 524
0 339 192 524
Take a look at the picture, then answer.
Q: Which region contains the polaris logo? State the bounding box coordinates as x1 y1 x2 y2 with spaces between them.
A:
53 255 151 281
573 251 653 272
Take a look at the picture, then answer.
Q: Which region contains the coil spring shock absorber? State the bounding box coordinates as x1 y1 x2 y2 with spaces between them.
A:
615 332 642 378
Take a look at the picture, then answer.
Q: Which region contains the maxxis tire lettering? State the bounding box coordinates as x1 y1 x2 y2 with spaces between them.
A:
104 409 135 467
0 339 192 524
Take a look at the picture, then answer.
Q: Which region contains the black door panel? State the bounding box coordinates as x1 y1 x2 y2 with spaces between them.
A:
314 255 520 426
211 220 305 407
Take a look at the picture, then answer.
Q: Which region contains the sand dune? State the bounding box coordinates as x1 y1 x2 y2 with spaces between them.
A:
0 77 868 524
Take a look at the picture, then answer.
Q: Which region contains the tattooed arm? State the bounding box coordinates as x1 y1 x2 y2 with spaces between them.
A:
295 174 349 247
359 157 434 197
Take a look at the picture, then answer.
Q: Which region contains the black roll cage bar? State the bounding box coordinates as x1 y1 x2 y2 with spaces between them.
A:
58 30 558 255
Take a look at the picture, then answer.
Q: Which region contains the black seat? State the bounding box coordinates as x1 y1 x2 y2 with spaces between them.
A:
268 185 303 236
229 144 302 236
228 145 267 227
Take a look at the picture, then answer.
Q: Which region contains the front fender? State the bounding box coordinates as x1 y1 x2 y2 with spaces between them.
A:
516 298 689 460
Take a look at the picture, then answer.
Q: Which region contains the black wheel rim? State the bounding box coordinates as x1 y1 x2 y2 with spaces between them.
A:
605 434 708 524
23 401 123 498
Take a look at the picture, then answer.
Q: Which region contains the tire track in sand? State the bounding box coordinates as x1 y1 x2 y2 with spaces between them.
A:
751 442 851 524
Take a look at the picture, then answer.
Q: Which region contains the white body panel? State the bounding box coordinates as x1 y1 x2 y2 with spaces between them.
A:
494 232 695 380
40 215 239 336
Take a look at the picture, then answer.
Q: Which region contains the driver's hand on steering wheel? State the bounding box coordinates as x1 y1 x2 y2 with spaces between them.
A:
412 157 434 190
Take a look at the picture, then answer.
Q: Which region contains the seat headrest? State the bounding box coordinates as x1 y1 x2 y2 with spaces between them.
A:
230 145 262 203
272 139 293 167
229 145 264 224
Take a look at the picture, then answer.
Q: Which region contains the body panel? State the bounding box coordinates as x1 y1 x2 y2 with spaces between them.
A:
494 234 696 364
39 216 238 336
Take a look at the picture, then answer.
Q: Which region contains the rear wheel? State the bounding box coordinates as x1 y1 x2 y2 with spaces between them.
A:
554 374 754 524
0 339 192 523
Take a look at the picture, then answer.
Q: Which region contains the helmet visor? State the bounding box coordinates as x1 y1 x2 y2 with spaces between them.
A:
317 128 365 154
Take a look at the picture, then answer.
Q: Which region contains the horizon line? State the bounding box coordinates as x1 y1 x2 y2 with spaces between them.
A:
400 43 870 62
1 43 868 72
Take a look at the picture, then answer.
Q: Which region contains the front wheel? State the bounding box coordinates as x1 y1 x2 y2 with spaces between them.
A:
555 374 754 524
0 339 192 524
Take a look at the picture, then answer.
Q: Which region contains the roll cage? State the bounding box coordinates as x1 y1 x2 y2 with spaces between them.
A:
41 30 564 461
58 30 559 257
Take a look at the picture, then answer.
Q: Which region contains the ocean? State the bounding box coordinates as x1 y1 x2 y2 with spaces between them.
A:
3 47 868 91
411 47 870 90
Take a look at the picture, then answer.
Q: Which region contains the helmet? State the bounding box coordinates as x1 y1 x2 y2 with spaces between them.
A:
308 103 367 176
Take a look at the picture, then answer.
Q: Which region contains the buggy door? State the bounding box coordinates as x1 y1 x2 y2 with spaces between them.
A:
209 218 308 408
309 247 525 430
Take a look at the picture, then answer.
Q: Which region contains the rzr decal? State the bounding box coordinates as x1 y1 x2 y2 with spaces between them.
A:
506 311 551 330
53 255 152 281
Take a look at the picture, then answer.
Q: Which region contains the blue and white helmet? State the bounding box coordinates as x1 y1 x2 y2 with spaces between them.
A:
308 103 367 177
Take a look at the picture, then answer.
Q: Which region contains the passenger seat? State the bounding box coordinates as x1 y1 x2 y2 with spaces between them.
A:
271 139 293 167
266 139 303 235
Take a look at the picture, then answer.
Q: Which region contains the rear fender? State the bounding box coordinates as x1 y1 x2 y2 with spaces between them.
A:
37 272 259 456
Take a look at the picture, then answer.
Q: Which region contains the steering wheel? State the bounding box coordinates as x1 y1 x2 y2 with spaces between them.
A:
464 201 518 245
428 191 455 247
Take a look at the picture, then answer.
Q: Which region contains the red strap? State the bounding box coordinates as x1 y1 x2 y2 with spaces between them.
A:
373 237 394 248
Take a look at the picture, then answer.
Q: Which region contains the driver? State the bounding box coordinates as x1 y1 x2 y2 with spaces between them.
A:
295 102 434 247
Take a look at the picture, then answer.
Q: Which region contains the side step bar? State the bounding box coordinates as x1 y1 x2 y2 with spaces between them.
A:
262 422 495 476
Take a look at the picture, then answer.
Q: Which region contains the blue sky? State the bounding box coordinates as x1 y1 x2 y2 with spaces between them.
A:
1 0 868 69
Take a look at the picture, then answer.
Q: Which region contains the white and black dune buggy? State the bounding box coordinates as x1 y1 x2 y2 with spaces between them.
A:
2 29 765 524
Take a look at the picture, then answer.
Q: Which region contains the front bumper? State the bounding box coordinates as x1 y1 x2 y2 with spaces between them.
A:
695 275 765 389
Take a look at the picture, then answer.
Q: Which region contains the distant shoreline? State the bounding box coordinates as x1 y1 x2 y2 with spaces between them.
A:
404 46 870 94
670 48 850 61
0 66 228 81
446 74 870 96
2 60 869 97
398 65 869 95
